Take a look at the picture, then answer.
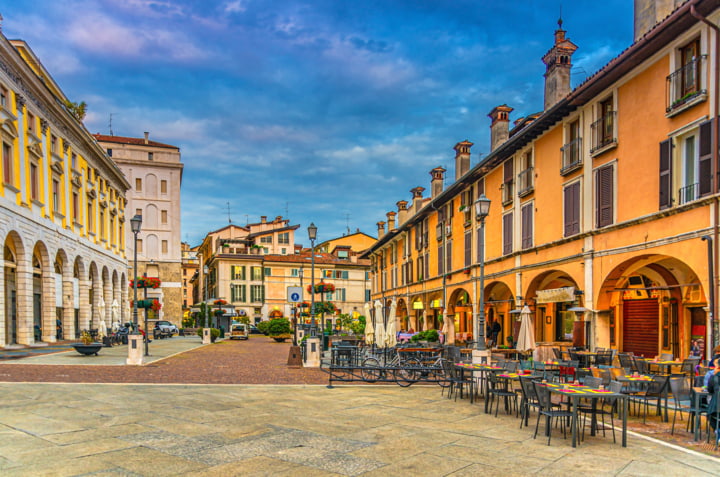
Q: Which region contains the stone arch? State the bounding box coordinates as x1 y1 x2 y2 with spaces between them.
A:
396 298 409 331
596 254 703 358
485 280 515 348
525 269 580 344
31 240 53 342
3 232 25 345
145 173 158 197
447 286 473 344
54 248 71 340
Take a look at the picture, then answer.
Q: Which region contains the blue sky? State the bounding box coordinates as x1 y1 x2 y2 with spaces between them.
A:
2 0 634 246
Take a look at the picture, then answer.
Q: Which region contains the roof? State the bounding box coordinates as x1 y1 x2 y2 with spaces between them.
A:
265 251 371 266
93 134 179 150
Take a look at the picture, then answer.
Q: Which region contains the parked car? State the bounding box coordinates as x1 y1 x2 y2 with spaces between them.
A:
249 325 263 335
155 320 178 334
230 323 249 340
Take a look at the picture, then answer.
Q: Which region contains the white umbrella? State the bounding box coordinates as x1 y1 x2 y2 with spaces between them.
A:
111 299 120 325
442 311 452 343
364 302 374 345
385 299 397 348
516 305 535 352
374 300 386 348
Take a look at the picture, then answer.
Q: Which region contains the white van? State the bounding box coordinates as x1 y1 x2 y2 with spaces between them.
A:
230 323 249 340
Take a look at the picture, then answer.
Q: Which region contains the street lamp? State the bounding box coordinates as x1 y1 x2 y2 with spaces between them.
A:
130 214 142 336
203 265 209 328
308 223 317 337
474 195 491 350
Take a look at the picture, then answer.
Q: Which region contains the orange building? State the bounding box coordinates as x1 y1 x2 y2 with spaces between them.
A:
366 0 720 360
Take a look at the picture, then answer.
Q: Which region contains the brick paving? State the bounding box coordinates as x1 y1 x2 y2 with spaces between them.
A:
0 336 328 385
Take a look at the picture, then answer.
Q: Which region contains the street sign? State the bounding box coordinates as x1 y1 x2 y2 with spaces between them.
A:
287 286 302 302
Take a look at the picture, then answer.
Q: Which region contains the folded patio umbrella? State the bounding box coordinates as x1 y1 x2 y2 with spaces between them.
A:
364 302 374 345
516 305 535 352
374 300 386 348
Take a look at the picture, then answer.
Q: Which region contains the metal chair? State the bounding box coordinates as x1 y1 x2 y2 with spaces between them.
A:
618 353 636 372
630 374 670 423
668 377 705 435
488 372 517 417
518 376 542 428
578 377 616 442
533 382 574 445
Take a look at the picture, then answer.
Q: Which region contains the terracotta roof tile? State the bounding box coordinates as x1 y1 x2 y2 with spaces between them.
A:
93 134 178 149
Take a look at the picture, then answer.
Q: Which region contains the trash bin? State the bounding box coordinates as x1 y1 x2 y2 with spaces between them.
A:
219 326 225 338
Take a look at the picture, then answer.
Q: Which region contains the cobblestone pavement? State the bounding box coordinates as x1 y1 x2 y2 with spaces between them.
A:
1 382 719 476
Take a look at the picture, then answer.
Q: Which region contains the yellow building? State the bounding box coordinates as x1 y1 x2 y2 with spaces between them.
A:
1 37 129 345
316 230 377 256
366 0 720 359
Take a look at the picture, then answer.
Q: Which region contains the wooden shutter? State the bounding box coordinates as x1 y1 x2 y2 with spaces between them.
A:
564 182 580 236
596 165 614 227
464 230 472 266
521 203 533 249
659 139 673 209
424 252 429 279
503 212 513 255
437 244 444 275
504 158 514 183
699 119 713 197
477 178 485 197
445 240 452 273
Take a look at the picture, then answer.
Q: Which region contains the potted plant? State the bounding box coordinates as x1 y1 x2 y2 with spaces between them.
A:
267 318 292 342
196 327 220 342
72 330 103 356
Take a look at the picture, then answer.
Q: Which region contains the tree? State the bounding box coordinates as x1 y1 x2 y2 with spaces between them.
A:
63 99 87 121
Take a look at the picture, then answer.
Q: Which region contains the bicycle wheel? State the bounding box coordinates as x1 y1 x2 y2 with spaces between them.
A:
395 358 420 387
432 364 451 388
361 357 382 382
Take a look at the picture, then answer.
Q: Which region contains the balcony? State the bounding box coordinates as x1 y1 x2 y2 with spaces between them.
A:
517 167 534 197
678 182 699 205
590 111 617 155
666 56 706 115
560 137 583 175
502 180 514 206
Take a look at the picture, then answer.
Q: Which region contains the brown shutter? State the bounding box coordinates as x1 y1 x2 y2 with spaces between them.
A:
504 158 514 183
446 239 452 273
503 212 513 255
424 252 429 279
564 182 580 237
477 178 485 197
659 139 673 209
438 244 444 275
464 230 472 266
596 165 613 227
699 119 713 197
521 204 533 249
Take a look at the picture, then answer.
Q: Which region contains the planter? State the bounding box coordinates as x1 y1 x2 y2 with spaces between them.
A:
72 343 103 356
273 337 288 342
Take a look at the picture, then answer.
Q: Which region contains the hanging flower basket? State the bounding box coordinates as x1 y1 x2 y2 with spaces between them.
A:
213 299 228 306
132 299 155 309
151 299 162 312
314 301 336 314
130 277 161 289
307 282 335 294
299 301 311 309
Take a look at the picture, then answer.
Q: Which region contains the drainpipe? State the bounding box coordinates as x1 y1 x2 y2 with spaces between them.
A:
691 5 720 358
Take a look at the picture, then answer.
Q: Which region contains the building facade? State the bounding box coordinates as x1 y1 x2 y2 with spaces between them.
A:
1 37 130 345
94 133 183 323
366 0 720 359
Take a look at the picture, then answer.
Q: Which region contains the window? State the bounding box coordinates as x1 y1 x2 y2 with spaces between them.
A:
502 212 513 255
87 202 93 231
591 97 616 153
52 179 60 212
595 164 614 228
231 265 246 280
445 239 452 274
561 119 582 174
291 268 299 277
365 289 371 302
51 135 58 154
106 148 112 157
99 210 105 239
521 203 533 249
27 112 35 135
334 288 346 301
72 192 79 221
148 152 154 161
260 235 272 243
250 284 265 302
29 163 38 200
464 230 472 267
668 39 704 112
137 239 143 253
162 240 168 253
278 232 289 244
502 158 514 205
563 181 581 237
135 178 142 191
518 151 533 196
71 153 77 169
251 266 263 280
161 210 168 224
0 85 8 108
3 141 12 184
160 180 167 194
231 284 246 302
264 267 271 276
337 250 348 259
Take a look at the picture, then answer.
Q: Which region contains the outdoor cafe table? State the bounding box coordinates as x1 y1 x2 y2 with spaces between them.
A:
573 351 599 367
692 387 710 441
455 363 506 403
538 382 628 448
639 358 682 374
616 374 670 422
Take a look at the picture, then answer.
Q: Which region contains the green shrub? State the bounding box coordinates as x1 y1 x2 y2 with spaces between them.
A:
267 318 291 336
256 321 270 335
410 329 440 343
196 328 220 339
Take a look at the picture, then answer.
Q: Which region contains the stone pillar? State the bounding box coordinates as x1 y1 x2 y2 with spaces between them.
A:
15 261 33 345
103 279 112 329
63 277 74 340
0 262 6 346
202 327 211 344
304 336 321 367
42 272 56 343
78 278 91 332
126 334 144 365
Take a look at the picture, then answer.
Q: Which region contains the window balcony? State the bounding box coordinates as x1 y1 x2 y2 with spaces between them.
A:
502 181 514 206
560 137 583 175
590 111 617 156
517 167 534 197
666 56 707 115
678 182 699 205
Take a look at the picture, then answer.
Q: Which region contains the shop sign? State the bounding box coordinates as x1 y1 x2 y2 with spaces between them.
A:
536 286 575 304
412 301 424 310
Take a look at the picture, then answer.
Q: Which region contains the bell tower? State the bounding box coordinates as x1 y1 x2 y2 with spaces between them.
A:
542 18 578 111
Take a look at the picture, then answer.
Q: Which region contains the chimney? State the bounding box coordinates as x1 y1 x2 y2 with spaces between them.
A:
488 105 513 151
453 140 472 180
260 216 267 224
634 0 681 41
430 167 446 199
386 211 396 232
542 19 577 110
410 187 425 213
377 221 386 237
274 215 282 223
144 131 149 144
396 200 409 225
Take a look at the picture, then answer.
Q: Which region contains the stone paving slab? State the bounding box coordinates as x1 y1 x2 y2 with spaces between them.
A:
0 383 718 476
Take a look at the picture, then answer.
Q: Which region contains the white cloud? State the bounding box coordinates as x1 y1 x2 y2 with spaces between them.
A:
223 0 247 14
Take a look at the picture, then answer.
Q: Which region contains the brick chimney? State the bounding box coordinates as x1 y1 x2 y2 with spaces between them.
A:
488 105 513 151
377 221 386 237
542 18 577 110
396 200 409 225
260 216 267 224
144 132 149 144
453 140 472 180
410 187 425 213
430 167 446 199
386 211 396 232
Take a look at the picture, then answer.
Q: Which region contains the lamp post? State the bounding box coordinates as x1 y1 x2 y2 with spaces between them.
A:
474 195 491 350
130 214 142 336
203 265 209 328
308 223 317 337
701 235 716 361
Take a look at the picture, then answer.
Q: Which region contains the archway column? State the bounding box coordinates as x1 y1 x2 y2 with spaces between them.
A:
78 278 91 332
62 277 75 340
15 258 33 345
103 277 112 328
41 272 56 342
0 260 6 345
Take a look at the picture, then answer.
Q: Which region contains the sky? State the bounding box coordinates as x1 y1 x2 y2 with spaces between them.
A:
2 0 635 246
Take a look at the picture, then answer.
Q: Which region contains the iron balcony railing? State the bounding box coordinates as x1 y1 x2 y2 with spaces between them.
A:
560 137 583 175
666 56 706 112
678 182 699 205
590 111 616 154
518 167 534 196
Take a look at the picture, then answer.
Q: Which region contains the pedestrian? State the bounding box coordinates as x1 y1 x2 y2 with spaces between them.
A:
491 320 502 348
706 360 720 444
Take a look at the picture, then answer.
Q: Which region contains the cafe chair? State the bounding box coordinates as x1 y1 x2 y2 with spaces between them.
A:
441 359 474 403
676 357 700 387
630 374 670 423
559 360 579 383
488 372 517 417
578 377 616 443
618 353 636 373
633 356 649 375
668 377 705 435
518 376 543 428
552 348 563 361
533 382 574 445
660 353 674 361
596 350 614 367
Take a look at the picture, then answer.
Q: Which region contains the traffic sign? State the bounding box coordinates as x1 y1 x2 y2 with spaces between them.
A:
287 286 302 302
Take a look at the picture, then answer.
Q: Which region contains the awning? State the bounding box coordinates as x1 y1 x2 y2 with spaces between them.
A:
536 287 575 304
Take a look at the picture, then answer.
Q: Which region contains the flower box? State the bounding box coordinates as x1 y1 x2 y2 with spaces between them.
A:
307 282 335 294
130 277 161 289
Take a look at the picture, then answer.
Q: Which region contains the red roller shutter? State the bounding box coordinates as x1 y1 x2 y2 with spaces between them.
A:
622 299 659 358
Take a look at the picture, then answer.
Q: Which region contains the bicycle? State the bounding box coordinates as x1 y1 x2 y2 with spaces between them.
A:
360 347 419 386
